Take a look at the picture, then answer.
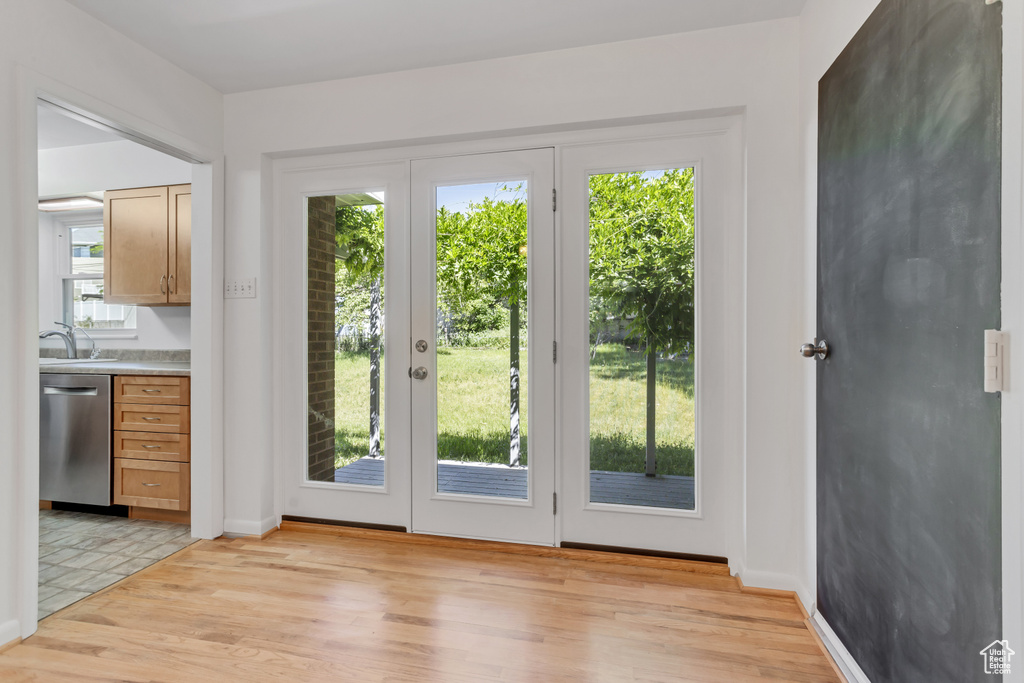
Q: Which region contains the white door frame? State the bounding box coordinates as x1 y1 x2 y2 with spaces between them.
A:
1001 0 1024 667
274 161 412 529
410 149 556 545
13 66 224 640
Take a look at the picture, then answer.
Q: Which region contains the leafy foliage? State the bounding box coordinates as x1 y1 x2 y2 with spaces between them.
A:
335 204 384 281
589 169 695 354
333 204 384 348
435 185 528 341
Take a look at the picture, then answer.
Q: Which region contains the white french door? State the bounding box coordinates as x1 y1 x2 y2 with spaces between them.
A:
557 132 741 560
410 149 556 545
277 161 412 529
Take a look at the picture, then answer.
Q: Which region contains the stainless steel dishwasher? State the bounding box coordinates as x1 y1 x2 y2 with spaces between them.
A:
40 373 112 506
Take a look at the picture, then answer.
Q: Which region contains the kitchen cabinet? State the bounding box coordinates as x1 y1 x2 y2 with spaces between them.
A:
113 375 190 518
104 184 191 305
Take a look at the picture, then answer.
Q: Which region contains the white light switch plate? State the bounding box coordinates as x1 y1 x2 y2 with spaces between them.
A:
225 278 256 299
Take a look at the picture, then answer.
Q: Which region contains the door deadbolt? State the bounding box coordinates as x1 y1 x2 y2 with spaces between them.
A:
412 367 428 380
415 339 428 353
800 338 830 361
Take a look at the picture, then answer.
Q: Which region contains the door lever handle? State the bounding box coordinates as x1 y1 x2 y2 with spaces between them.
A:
800 338 829 361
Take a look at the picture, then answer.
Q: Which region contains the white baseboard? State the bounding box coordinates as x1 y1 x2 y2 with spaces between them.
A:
735 567 812 602
0 620 20 650
222 516 277 537
811 612 872 683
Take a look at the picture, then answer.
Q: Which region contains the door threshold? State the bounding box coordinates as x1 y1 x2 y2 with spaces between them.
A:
279 520 730 576
280 515 406 533
560 541 727 566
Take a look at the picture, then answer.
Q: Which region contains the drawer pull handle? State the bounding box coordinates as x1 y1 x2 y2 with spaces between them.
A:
142 389 162 393
142 445 161 449
141 482 161 487
142 417 161 422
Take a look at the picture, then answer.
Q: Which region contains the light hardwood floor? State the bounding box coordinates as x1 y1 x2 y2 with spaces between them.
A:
0 525 841 682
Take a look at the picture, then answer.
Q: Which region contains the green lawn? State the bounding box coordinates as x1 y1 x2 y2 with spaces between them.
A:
332 343 694 477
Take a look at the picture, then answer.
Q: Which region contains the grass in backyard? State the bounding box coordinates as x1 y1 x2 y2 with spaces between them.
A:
332 342 694 477
333 351 385 467
589 344 694 477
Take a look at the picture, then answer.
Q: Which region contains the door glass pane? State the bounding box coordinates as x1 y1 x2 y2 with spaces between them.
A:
435 181 528 499
308 192 386 486
588 169 695 510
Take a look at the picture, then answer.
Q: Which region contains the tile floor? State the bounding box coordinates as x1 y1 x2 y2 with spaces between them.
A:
38 509 196 619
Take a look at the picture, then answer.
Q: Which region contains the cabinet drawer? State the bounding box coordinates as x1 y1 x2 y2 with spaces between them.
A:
114 458 190 511
114 431 189 463
115 376 190 405
114 404 190 434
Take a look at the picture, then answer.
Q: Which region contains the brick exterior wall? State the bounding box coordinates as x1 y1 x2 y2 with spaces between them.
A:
307 196 336 482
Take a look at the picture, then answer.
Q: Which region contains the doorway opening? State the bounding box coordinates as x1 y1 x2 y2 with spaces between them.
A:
33 98 210 622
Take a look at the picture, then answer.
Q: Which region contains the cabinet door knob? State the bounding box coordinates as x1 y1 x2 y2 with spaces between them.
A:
160 275 166 294
168 275 175 293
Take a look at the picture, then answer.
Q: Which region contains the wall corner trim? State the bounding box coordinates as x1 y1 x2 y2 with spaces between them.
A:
811 612 872 683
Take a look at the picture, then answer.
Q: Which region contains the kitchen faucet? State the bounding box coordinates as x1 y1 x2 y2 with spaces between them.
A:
74 326 101 359
39 322 77 359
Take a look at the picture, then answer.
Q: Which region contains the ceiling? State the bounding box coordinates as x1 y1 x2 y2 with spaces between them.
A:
37 104 124 149
65 0 807 94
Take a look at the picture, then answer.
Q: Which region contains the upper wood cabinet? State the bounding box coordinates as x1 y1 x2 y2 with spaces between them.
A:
104 184 191 306
168 185 191 304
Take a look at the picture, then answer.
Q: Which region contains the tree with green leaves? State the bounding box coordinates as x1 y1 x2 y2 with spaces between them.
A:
436 187 528 465
589 169 695 476
335 201 385 459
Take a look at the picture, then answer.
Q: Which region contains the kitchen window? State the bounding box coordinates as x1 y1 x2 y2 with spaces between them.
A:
57 216 137 331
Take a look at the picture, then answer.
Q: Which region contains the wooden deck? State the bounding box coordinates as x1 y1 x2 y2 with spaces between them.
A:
335 457 695 509
0 525 842 682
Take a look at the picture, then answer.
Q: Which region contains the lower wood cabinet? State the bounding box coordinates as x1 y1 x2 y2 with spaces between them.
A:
114 458 190 511
114 431 189 463
114 404 190 434
113 375 191 519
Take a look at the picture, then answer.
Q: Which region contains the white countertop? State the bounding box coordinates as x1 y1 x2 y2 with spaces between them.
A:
39 360 190 376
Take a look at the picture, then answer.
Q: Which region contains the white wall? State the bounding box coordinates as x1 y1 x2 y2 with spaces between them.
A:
36 140 194 351
0 0 223 643
221 19 807 592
